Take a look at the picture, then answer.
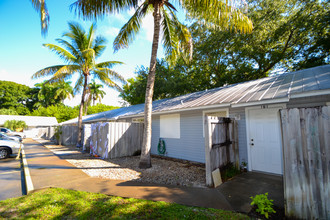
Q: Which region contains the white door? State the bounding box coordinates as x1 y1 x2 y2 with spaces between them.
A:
248 108 283 174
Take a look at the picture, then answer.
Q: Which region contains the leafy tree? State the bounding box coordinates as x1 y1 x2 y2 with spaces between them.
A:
120 0 329 103
188 0 330 85
33 80 73 108
0 109 18 115
0 81 33 114
32 22 125 146
86 103 119 115
73 0 252 168
120 59 191 105
29 104 79 123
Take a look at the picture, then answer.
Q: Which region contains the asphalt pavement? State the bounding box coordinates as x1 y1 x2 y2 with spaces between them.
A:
0 156 24 200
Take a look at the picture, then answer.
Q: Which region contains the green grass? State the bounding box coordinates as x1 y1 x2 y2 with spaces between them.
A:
0 188 248 219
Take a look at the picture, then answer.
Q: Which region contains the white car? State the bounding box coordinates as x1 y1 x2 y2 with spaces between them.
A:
0 128 26 139
0 132 22 142
0 139 22 159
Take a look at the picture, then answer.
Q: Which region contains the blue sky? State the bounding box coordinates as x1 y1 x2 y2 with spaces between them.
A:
0 0 185 107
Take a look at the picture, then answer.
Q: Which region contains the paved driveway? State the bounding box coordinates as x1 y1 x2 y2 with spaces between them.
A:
0 157 23 200
217 172 284 213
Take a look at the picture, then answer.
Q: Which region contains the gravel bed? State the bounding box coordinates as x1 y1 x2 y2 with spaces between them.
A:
45 144 206 188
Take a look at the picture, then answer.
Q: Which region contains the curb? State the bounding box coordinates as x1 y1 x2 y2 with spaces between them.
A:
21 149 34 193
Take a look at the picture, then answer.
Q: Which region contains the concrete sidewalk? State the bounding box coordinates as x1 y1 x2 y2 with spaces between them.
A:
22 139 233 211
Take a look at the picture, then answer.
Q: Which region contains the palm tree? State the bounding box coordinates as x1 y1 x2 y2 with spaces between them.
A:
88 80 106 106
54 80 74 102
84 80 106 115
72 0 253 168
32 22 125 147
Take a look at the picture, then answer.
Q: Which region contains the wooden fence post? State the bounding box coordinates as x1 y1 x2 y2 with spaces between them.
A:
204 116 213 187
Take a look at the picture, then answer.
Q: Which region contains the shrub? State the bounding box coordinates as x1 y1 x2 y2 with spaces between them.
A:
250 193 276 219
4 120 27 131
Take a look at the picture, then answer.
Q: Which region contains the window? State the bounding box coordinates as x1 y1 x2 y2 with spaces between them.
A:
160 114 180 139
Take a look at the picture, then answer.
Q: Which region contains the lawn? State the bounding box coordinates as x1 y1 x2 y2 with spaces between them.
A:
0 188 248 219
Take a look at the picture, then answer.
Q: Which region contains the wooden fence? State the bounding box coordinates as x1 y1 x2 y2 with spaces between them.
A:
90 122 144 159
280 106 330 219
61 125 78 146
204 116 239 186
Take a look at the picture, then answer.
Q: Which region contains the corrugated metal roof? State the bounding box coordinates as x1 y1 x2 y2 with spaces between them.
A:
0 115 58 127
62 65 330 125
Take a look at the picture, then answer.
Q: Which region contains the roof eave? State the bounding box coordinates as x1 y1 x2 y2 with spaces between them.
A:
231 97 290 108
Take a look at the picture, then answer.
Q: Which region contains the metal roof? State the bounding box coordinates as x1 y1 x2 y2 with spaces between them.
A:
0 115 58 127
61 65 330 125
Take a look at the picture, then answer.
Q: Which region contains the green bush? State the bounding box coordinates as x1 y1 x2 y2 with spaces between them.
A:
0 108 18 115
250 193 276 219
29 104 79 123
4 120 27 131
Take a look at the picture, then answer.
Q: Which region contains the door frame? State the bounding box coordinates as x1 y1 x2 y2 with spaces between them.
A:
245 104 286 173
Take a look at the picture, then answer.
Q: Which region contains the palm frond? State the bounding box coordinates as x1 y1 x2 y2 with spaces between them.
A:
161 8 192 65
43 43 77 63
95 61 124 69
87 23 96 49
32 65 66 79
94 70 123 92
30 0 49 36
71 0 139 20
113 3 150 52
181 0 253 33
94 68 126 84
73 75 85 95
64 22 87 52
93 36 107 57
55 38 80 58
46 65 80 83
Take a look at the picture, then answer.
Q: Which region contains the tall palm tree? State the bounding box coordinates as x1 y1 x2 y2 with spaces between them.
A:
72 0 253 168
32 22 125 146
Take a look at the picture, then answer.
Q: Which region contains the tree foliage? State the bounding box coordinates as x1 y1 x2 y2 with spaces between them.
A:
33 80 73 108
0 108 19 115
32 22 125 145
29 104 79 123
0 81 36 114
120 0 330 105
188 0 330 85
120 59 194 105
85 103 119 115
4 120 27 131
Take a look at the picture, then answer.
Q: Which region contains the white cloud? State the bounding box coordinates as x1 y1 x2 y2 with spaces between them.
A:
105 27 120 37
141 14 154 42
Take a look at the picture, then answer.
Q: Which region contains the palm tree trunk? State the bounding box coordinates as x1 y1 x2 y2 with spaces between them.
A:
77 74 88 147
139 2 161 169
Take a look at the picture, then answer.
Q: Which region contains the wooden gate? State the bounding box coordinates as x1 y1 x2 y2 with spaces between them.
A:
204 116 239 186
280 106 330 219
